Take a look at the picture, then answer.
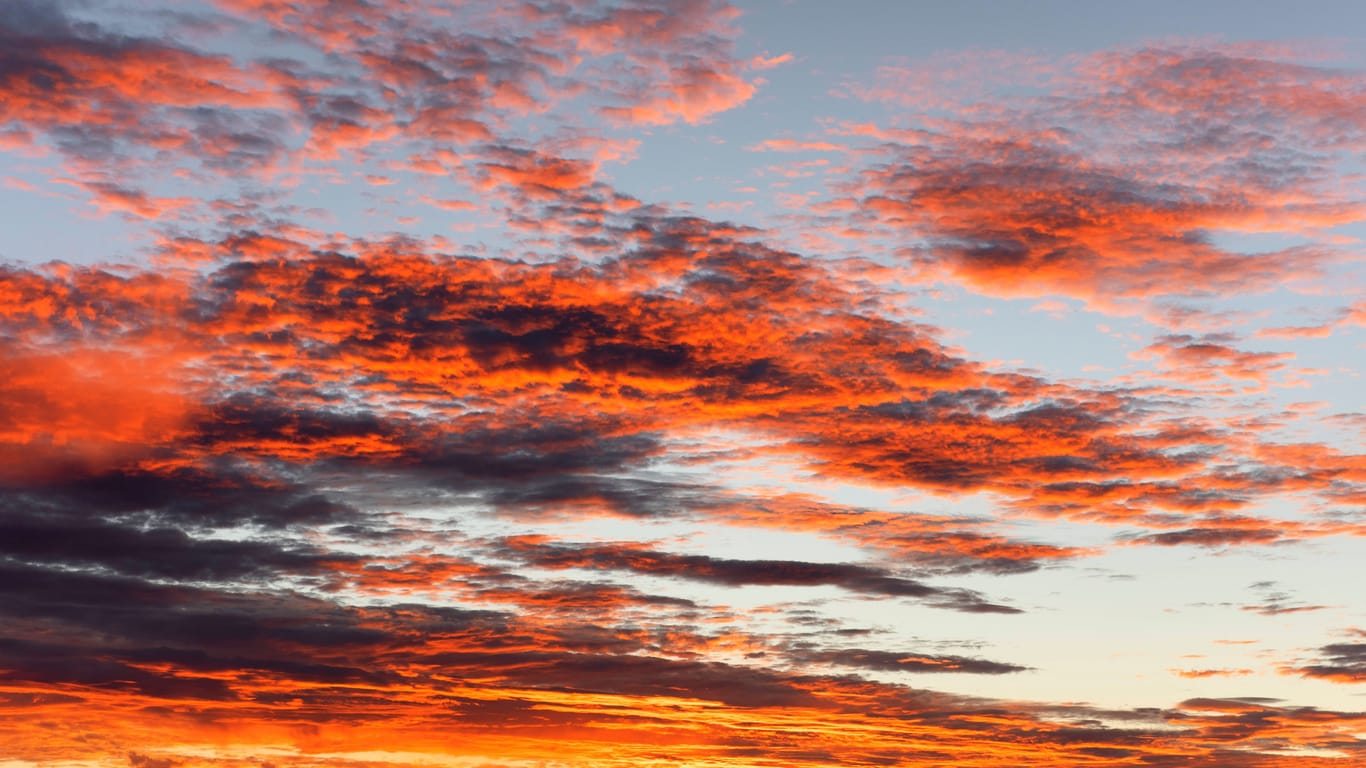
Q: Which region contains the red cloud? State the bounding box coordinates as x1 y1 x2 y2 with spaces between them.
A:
477 147 598 199
1130 333 1295 391
845 46 1366 308
4 213 1362 530
0 7 280 157
0 344 193 484
3 235 1364 768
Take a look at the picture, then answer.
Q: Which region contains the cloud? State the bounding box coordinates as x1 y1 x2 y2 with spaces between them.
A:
856 136 1343 305
844 49 1060 112
601 63 755 126
1238 581 1331 616
1286 632 1366 683
4 212 1361 533
749 52 793 70
0 0 763 224
4 541 1360 767
1131 333 1295 390
0 505 351 583
845 45 1366 309
1126 527 1283 547
495 536 1023 613
476 145 598 199
1172 668 1254 679
747 138 846 152
792 647 1029 675
53 177 197 219
1258 300 1366 339
0 1 284 177
564 0 758 125
0 341 194 484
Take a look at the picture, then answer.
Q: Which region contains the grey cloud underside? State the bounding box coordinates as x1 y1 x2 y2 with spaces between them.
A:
497 539 1023 613
1294 641 1366 682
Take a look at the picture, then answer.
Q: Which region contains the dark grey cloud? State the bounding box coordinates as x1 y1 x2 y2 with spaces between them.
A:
791 647 1028 675
496 538 1022 614
1290 637 1366 683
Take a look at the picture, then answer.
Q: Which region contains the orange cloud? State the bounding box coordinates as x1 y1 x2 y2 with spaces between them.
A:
4 214 1360 530
749 52 794 70
601 65 755 126
1259 300 1366 339
846 46 1366 308
1173 668 1254 678
477 147 598 199
0 345 193 484
748 138 847 152
1130 333 1295 391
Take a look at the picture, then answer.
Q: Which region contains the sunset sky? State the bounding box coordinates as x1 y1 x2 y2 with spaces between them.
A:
1 1 1364 766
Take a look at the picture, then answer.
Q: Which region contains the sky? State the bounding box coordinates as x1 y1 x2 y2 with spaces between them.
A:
1 0 1364 766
